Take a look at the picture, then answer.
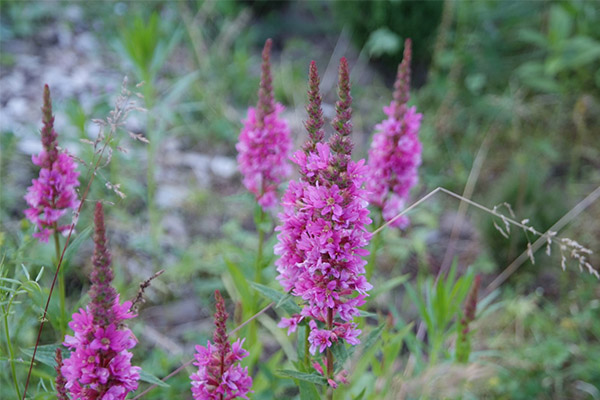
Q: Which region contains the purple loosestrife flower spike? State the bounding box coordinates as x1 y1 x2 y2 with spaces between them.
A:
393 38 412 119
329 58 353 175
190 290 253 400
55 348 69 400
236 39 292 210
24 85 80 242
256 38 275 127
302 61 325 156
366 39 422 228
89 202 117 326
456 275 481 363
61 202 140 399
275 60 372 373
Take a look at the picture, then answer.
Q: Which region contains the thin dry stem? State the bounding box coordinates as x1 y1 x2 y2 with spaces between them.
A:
130 269 165 313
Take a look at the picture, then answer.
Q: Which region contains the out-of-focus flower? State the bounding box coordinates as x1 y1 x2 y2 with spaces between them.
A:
236 39 292 210
366 39 422 228
24 85 80 242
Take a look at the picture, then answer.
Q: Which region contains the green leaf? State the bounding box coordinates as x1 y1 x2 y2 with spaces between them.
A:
63 226 93 265
548 5 572 45
139 369 170 387
360 324 385 354
223 257 251 302
299 381 322 400
365 27 401 57
297 325 307 363
370 274 408 299
278 369 327 385
276 292 295 310
21 344 66 367
353 388 367 400
249 282 301 315
358 309 377 318
332 341 350 372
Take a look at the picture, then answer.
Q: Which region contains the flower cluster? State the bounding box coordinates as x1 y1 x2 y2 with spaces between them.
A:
190 290 252 400
24 85 80 242
456 274 481 363
366 39 422 228
61 202 140 399
275 59 372 355
236 38 292 210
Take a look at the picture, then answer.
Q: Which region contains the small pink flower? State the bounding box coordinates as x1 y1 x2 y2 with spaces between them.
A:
277 315 304 335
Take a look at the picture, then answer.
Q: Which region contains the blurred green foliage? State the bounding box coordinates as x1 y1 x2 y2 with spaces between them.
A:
333 0 444 74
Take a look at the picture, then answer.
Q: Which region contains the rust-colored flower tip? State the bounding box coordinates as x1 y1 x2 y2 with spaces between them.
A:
55 348 69 400
330 57 353 164
335 57 352 130
464 274 481 323
41 84 58 164
213 289 231 354
89 202 117 324
257 38 275 126
393 38 412 119
303 60 325 154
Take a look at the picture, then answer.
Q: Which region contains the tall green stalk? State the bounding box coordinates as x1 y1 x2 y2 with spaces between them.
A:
53 228 66 337
249 207 266 354
3 307 21 399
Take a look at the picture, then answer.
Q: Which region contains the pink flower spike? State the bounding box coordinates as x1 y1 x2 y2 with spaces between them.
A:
61 203 140 399
236 39 292 211
24 85 80 242
366 39 422 228
275 59 371 355
190 291 253 399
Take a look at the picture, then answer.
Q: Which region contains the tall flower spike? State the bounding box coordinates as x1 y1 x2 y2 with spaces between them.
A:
88 202 117 326
393 38 412 119
236 38 292 210
24 85 80 242
256 38 275 127
302 61 325 155
55 348 69 400
366 39 422 228
329 57 353 166
456 274 481 364
275 59 372 387
61 202 140 399
190 290 253 400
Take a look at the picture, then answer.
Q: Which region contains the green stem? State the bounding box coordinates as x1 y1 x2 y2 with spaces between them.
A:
53 229 66 337
249 206 266 369
304 331 310 368
147 109 159 251
254 212 265 290
3 307 21 399
326 308 334 400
